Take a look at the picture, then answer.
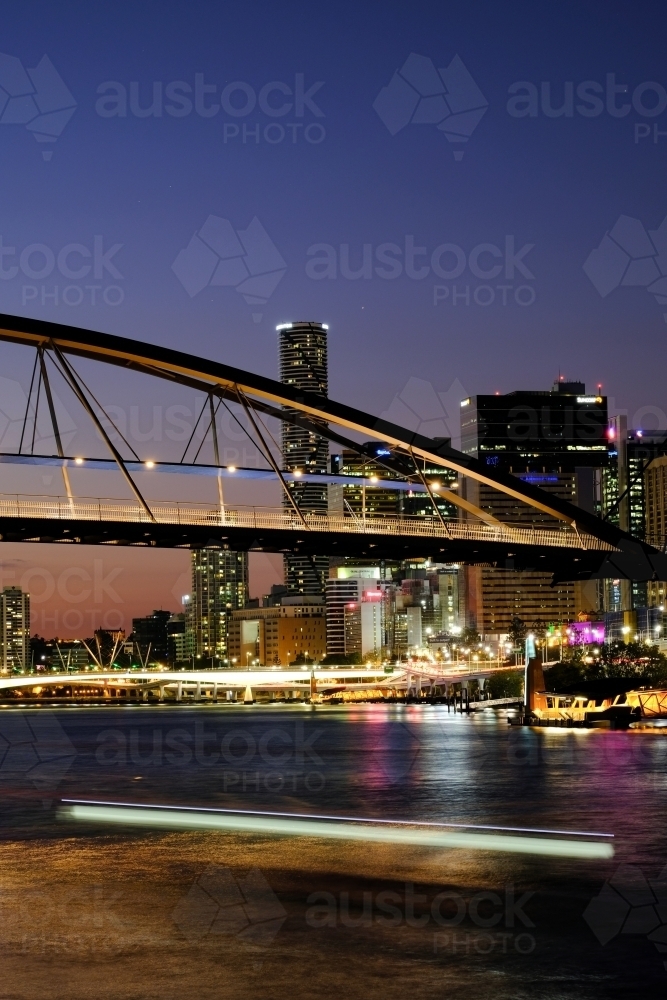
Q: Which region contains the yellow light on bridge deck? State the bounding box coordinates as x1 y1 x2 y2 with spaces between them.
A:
74 457 83 465
431 482 440 490
370 475 378 483
145 461 155 468
293 470 302 477
227 466 236 473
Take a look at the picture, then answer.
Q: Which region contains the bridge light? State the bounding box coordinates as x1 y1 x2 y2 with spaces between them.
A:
145 461 155 469
370 476 378 483
74 457 84 465
431 482 440 490
227 466 236 473
293 469 302 477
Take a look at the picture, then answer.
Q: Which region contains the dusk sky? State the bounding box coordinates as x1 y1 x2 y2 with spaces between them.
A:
0 0 666 634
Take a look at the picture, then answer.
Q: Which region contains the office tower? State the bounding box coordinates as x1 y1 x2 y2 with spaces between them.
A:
1 586 30 672
325 566 388 659
131 609 172 664
228 596 326 666
278 321 329 594
186 550 248 661
459 381 608 634
325 566 382 657
602 421 667 611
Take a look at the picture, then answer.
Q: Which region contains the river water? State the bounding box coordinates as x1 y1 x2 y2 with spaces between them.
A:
1 702 666 999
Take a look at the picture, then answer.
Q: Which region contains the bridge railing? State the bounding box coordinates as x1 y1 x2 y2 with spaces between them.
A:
0 493 615 550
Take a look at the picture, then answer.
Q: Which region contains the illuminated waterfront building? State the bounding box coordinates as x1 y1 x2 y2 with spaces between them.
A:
0 586 30 673
228 597 326 665
186 550 248 660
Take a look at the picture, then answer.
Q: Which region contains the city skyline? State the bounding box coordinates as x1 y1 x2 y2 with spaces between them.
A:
1 329 663 639
3 8 667 996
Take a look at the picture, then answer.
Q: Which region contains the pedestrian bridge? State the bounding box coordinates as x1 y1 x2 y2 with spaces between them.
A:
0 312 663 579
0 491 616 568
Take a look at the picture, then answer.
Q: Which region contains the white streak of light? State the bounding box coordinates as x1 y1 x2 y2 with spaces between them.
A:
59 804 614 859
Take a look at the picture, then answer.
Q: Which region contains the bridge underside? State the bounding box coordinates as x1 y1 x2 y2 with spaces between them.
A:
0 515 657 580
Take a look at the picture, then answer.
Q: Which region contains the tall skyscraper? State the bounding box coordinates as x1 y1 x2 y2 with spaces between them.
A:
1 586 30 672
459 381 608 634
278 321 329 594
185 550 248 661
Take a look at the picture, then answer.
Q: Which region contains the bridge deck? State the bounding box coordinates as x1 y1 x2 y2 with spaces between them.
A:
0 494 613 552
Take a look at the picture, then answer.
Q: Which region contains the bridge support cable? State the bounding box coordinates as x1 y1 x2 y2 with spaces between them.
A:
37 346 74 508
408 446 452 538
179 396 209 464
190 394 222 466
208 395 225 523
235 386 309 529
18 350 39 455
110 352 475 519
49 344 155 523
50 350 141 463
29 365 42 456
343 496 361 525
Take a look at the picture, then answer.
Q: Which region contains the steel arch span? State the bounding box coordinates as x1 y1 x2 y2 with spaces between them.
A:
0 312 663 581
